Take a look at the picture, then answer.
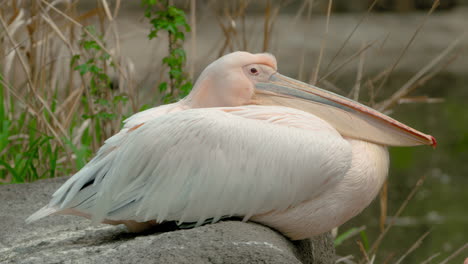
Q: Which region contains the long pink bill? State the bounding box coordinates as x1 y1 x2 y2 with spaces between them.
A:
255 73 436 147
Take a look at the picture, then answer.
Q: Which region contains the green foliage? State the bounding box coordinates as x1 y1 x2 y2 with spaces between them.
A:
0 75 61 183
0 4 193 184
71 26 129 143
334 227 369 249
142 0 192 103
334 227 360 247
359 230 369 251
0 25 132 184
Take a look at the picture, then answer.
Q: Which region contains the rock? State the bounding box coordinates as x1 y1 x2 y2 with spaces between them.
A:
0 177 335 264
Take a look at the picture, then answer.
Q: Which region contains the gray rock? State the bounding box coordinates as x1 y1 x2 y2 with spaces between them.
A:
0 177 335 264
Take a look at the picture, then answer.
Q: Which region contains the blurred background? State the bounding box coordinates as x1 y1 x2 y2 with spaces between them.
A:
0 0 467 263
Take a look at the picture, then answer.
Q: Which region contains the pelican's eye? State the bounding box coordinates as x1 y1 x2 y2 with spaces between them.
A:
250 67 259 75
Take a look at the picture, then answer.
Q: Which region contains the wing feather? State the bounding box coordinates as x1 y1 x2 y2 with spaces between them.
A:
28 105 352 226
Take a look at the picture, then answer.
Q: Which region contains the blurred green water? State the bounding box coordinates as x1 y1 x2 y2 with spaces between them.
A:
337 72 468 263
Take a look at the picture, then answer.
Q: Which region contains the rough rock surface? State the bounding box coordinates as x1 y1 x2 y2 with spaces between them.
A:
0 177 335 264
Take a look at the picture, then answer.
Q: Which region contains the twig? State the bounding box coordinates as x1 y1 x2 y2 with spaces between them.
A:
40 0 128 82
310 0 332 85
100 0 113 21
394 229 432 264
379 179 388 233
357 240 370 263
0 13 67 143
363 175 426 263
0 77 62 146
398 96 444 104
190 0 196 79
262 0 278 52
376 32 466 112
324 0 378 73
438 243 468 264
420 253 441 264
297 0 314 81
319 39 378 83
374 0 440 99
335 255 355 264
348 41 366 100
382 252 396 264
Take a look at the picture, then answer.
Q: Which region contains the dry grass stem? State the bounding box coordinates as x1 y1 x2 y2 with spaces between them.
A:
374 0 440 99
100 0 113 21
348 41 366 100
377 32 465 112
310 0 332 85
189 0 197 79
420 253 441 264
394 229 432 264
0 15 67 141
438 243 468 264
40 0 128 82
381 253 396 264
357 240 370 263
324 0 378 73
319 39 378 83
378 179 388 233
262 0 279 52
335 255 355 264
363 175 426 263
397 96 444 104
297 0 314 81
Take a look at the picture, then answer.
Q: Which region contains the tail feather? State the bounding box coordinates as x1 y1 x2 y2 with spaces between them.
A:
25 206 58 223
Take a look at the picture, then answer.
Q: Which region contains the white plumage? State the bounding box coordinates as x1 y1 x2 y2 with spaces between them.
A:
30 106 350 224
27 51 435 240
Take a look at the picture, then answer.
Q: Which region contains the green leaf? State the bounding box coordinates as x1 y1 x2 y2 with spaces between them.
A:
82 114 93 119
159 82 168 92
89 65 102 74
0 160 19 182
168 6 184 17
84 25 97 36
100 53 111 61
95 112 117 120
83 40 100 51
70 54 81 67
173 48 186 58
139 104 151 111
113 94 129 104
166 24 177 34
148 31 158 39
64 137 91 169
359 230 369 251
180 82 192 94
95 98 110 106
74 64 90 75
169 69 181 79
142 0 158 5
334 227 360 247
174 31 185 41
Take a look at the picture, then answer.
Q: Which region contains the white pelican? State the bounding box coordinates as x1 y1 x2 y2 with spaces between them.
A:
27 52 436 240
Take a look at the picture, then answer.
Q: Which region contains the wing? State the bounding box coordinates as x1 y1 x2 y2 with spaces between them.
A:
26 103 183 222
28 105 352 227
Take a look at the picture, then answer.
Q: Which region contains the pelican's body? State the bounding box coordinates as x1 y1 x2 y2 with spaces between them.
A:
27 52 435 240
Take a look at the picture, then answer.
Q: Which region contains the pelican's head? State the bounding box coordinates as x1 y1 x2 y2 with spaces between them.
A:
186 51 436 147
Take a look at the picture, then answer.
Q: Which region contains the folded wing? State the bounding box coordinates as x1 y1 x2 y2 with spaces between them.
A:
28 106 352 226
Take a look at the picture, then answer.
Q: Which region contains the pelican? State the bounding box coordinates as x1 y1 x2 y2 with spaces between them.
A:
27 52 436 240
